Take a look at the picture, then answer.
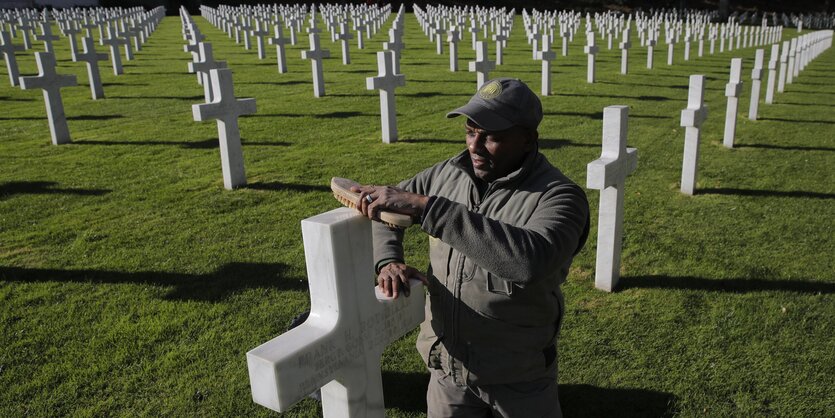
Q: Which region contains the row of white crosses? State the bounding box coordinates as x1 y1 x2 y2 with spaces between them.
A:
179 8 256 190
1 6 165 146
678 29 833 198
413 4 511 91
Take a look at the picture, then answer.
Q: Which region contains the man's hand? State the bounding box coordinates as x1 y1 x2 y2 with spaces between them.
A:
377 262 428 299
351 184 430 223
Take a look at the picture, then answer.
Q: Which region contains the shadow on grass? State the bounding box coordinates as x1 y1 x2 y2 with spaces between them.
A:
246 181 330 192
560 384 677 417
399 91 474 98
381 372 678 417
618 275 835 294
554 92 674 101
0 262 306 301
249 111 376 119
237 80 308 86
0 181 110 198
399 138 462 144
0 96 35 102
539 138 599 149
0 114 123 121
736 143 835 152
107 95 205 100
697 188 834 199
75 138 291 148
757 116 835 125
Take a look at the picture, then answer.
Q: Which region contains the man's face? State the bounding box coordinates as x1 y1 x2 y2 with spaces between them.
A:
466 119 536 182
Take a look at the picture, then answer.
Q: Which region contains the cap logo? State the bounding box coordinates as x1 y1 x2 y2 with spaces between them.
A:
478 80 502 99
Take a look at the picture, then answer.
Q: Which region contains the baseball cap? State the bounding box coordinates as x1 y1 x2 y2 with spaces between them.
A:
446 78 543 132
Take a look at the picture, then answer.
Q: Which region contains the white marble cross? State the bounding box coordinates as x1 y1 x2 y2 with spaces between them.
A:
269 24 290 73
336 22 353 65
583 31 598 83
62 22 82 57
433 23 444 55
619 29 631 74
17 16 34 50
19 52 78 145
251 19 270 60
247 208 425 416
587 105 637 292
188 42 227 102
723 58 743 149
192 68 256 190
679 75 708 196
72 36 107 100
777 40 789 93
301 32 330 98
101 26 126 75
366 51 405 144
748 49 765 121
765 43 779 104
383 28 404 74
447 26 461 72
646 37 656 69
0 30 24 86
468 41 495 90
786 38 797 85
355 21 366 49
537 36 556 96
492 29 507 65
35 19 60 54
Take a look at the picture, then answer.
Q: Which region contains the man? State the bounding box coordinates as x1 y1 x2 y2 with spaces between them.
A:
353 78 589 417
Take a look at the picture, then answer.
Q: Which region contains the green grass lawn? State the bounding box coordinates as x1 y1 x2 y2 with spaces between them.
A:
1 12 833 417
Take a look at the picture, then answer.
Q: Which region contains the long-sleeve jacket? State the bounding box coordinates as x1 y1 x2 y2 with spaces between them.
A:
373 148 589 385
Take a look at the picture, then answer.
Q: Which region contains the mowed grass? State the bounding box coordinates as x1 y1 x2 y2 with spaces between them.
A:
0 13 833 417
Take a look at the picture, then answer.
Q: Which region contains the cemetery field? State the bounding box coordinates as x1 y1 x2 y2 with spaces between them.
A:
1 13 834 417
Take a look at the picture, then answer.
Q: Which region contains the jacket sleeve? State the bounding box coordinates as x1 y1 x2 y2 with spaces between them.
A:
420 182 589 284
371 165 439 267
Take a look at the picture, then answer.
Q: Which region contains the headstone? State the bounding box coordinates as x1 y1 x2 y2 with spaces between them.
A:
619 29 631 75
0 30 24 86
492 29 507 65
62 23 82 57
777 40 789 93
301 32 330 97
17 16 34 50
366 51 405 144
101 26 126 75
646 37 656 69
192 68 256 190
247 208 425 416
336 22 353 65
188 42 227 102
270 24 290 73
723 58 743 149
35 19 60 54
468 41 495 90
764 44 779 104
252 19 270 60
786 38 797 84
586 105 637 292
383 28 404 74
537 36 556 96
18 52 78 145
679 75 708 196
72 36 107 100
748 49 764 120
447 26 460 72
583 32 598 83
